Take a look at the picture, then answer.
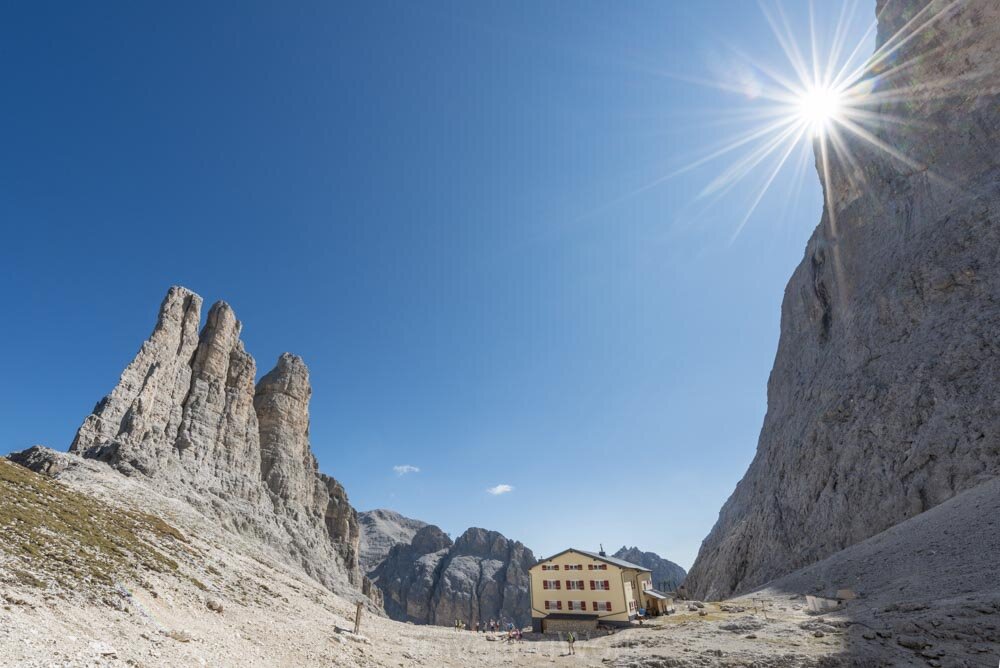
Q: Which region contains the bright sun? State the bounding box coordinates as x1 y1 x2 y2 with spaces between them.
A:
796 85 844 136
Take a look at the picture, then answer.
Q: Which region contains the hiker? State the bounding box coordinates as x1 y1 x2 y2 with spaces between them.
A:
567 631 576 655
454 618 459 631
474 621 479 633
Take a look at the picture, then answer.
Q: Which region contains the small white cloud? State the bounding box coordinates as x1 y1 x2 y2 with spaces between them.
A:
393 465 420 476
487 484 514 496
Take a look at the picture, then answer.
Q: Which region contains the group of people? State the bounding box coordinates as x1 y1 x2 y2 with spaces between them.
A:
453 618 523 641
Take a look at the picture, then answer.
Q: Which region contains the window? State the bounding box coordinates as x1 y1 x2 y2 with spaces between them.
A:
543 600 563 611
566 580 585 590
565 564 583 571
541 564 559 571
628 601 636 611
567 600 586 611
590 580 610 591
593 601 612 612
587 563 608 570
542 580 561 590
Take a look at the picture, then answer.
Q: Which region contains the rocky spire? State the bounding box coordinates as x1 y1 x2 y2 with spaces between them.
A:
254 353 363 582
70 286 203 476
256 353 318 516
66 287 376 603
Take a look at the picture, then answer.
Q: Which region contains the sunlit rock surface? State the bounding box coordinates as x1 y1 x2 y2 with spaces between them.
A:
686 0 1000 599
49 287 376 601
359 508 429 574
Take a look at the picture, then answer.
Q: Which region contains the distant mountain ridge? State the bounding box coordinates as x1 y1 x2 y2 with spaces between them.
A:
358 509 428 574
613 546 686 592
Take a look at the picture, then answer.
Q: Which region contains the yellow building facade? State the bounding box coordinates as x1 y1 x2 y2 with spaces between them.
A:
528 548 658 632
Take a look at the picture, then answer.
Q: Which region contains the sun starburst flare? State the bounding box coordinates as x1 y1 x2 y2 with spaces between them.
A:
795 84 845 136
625 0 974 242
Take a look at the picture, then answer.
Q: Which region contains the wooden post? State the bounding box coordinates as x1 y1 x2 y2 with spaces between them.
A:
353 601 363 634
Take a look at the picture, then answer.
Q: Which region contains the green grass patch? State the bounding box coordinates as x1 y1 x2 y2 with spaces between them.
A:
0 459 185 593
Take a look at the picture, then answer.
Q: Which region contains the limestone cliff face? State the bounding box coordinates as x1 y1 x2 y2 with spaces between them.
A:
358 509 429 574
686 0 1000 600
65 287 374 602
371 526 535 627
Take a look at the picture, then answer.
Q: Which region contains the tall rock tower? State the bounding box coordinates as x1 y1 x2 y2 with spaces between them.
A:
69 286 374 601
686 0 1000 599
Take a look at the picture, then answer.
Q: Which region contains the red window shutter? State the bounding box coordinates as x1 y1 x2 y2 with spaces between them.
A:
604 580 610 589
545 601 550 610
543 581 549 589
557 601 562 610
589 580 595 590
556 581 561 589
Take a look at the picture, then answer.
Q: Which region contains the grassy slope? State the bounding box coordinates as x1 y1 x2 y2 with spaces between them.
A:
0 458 189 597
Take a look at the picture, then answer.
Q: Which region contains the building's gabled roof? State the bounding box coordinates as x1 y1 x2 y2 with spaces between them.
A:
641 589 671 600
531 548 652 572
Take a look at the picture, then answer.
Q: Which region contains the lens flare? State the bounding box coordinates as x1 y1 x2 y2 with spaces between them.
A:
796 84 844 136
587 0 969 242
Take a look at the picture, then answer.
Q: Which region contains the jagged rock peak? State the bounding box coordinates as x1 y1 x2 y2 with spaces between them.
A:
685 0 1000 600
613 546 686 592
70 285 204 475
358 509 429 574
55 286 377 604
370 524 534 628
256 352 316 511
411 525 454 554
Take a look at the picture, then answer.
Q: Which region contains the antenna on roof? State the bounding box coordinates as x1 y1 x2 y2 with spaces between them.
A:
599 543 606 557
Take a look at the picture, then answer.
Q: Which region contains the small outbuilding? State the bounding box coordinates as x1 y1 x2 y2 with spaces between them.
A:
639 588 674 616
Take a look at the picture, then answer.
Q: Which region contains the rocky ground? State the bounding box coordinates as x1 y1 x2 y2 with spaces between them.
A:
4 455 997 667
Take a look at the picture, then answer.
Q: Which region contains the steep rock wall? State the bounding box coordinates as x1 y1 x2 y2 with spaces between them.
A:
371 526 535 627
686 0 1000 599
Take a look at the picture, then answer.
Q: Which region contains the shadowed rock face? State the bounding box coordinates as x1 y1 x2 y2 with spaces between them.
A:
59 287 374 602
371 526 535 627
686 0 1000 600
613 546 686 592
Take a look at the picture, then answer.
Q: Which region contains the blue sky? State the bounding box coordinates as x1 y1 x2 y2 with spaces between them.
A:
0 1 872 569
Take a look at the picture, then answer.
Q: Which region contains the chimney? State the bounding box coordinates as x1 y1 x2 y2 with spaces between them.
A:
599 543 606 557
